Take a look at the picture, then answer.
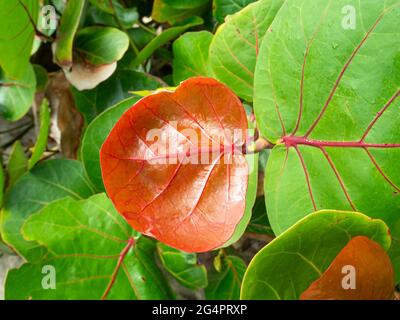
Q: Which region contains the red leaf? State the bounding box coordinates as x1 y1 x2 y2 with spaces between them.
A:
300 236 395 300
100 77 249 252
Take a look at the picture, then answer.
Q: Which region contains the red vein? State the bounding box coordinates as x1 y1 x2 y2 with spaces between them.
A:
293 1 331 136
294 146 317 211
360 89 400 142
304 12 385 138
101 238 135 300
282 136 400 149
364 148 400 193
319 147 357 210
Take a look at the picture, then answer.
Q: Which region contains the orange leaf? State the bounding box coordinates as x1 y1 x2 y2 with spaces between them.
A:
300 236 395 300
100 77 249 252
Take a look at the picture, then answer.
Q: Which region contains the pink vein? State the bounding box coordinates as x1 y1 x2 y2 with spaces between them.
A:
304 12 385 138
360 89 400 142
294 146 317 211
101 238 135 300
364 148 400 193
319 147 357 210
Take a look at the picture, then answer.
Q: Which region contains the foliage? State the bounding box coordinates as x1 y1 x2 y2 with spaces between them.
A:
0 0 399 300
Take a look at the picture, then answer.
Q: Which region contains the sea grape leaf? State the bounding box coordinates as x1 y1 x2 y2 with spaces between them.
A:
81 97 140 192
100 77 249 252
300 236 395 300
253 0 400 280
129 16 204 69
172 31 213 85
72 70 159 124
75 27 130 65
0 160 95 261
157 242 208 289
5 194 174 300
54 0 85 68
28 98 50 170
0 64 36 121
209 0 284 102
205 255 246 300
0 0 39 79
213 0 257 23
33 65 48 92
87 0 139 28
241 211 391 300
7 141 28 191
151 0 208 25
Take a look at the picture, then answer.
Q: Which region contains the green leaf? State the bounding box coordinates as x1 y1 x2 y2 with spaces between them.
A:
130 16 204 69
0 64 36 121
54 0 85 67
7 141 28 191
75 27 130 65
172 31 213 85
152 0 209 25
205 255 246 300
253 0 400 281
5 194 174 300
0 160 95 261
28 99 50 170
81 96 140 191
72 70 159 124
222 153 258 247
157 242 207 289
246 196 274 236
209 0 284 102
0 0 39 78
213 0 257 23
241 211 391 300
87 0 139 28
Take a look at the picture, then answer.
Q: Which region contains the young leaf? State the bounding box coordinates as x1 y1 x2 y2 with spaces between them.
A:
7 141 28 191
0 0 39 78
75 27 130 65
0 65 36 122
100 77 249 252
253 0 400 280
28 99 50 170
172 31 213 85
130 17 204 69
300 236 395 300
241 211 391 300
205 255 246 300
72 70 159 124
157 242 208 289
81 97 140 191
54 0 85 68
5 194 174 300
213 0 257 23
209 0 284 102
0 160 95 261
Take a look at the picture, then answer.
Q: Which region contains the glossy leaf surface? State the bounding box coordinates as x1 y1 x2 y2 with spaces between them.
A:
5 194 173 300
81 97 140 191
241 211 391 300
300 236 395 300
100 77 249 252
0 160 95 260
209 0 284 101
157 242 208 289
254 0 400 280
213 0 257 23
173 31 213 85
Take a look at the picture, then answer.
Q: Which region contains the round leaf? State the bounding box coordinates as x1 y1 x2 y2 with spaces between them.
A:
100 77 249 252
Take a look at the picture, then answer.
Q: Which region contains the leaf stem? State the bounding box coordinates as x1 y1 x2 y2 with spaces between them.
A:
101 237 135 300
